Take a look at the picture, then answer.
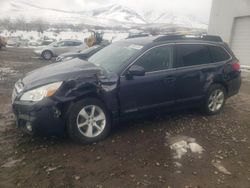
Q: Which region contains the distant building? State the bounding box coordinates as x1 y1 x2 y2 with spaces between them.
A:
208 0 250 67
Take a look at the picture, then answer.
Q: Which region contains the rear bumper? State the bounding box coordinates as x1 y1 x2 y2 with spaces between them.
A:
12 99 65 136
227 73 241 97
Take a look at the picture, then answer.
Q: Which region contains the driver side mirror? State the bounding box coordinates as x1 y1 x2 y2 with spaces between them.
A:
126 65 145 78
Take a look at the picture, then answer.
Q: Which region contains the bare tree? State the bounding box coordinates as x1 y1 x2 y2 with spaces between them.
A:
15 16 27 31
1 17 12 30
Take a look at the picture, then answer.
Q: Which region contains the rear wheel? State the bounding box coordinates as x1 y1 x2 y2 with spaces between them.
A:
203 84 226 115
42 50 53 60
67 98 111 144
204 84 226 115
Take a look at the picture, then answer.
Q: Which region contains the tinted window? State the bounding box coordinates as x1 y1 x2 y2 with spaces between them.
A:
208 46 230 62
175 44 211 68
135 46 171 72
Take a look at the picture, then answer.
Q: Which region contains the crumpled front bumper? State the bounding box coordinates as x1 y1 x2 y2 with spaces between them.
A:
12 98 66 136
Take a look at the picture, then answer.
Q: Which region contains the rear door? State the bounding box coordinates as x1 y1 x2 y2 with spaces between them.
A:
53 41 71 55
173 44 213 104
119 45 176 114
72 41 86 51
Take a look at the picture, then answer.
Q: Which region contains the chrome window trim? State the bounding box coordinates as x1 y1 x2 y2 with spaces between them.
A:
120 42 232 77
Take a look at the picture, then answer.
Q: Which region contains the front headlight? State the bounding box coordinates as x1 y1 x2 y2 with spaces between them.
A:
20 82 63 102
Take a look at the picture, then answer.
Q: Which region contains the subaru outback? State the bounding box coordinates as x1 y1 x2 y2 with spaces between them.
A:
12 35 241 144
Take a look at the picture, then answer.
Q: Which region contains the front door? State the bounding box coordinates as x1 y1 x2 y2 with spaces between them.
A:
119 45 175 114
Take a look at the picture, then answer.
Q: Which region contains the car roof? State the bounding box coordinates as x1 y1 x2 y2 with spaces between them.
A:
119 36 159 45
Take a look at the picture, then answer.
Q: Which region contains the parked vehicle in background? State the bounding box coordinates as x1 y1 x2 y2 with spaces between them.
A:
40 39 55 46
12 35 241 144
29 39 55 47
0 36 7 49
56 44 108 62
34 39 87 60
6 37 29 47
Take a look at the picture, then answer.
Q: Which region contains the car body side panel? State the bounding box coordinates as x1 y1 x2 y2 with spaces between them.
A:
119 71 176 114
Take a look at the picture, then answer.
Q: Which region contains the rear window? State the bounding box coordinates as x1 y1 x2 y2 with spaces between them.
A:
175 44 211 68
208 46 231 62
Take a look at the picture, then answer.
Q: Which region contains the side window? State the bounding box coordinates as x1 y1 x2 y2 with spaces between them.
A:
135 46 172 72
175 44 212 68
208 46 230 62
74 41 83 46
63 41 75 46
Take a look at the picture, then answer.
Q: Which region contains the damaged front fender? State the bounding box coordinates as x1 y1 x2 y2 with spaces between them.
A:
52 71 120 119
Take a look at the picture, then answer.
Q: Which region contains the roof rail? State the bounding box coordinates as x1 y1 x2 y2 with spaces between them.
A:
201 35 223 42
153 34 223 43
153 35 185 42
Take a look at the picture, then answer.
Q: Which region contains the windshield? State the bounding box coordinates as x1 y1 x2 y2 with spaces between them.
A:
88 42 143 72
48 41 58 46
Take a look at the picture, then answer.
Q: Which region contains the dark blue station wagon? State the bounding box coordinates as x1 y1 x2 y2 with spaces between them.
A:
12 35 241 144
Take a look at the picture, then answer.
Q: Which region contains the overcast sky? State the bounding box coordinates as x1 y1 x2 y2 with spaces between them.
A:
0 0 213 21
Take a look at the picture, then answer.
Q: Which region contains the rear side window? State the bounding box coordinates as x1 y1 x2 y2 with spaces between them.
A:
135 45 172 72
208 46 231 62
175 44 211 68
73 41 83 46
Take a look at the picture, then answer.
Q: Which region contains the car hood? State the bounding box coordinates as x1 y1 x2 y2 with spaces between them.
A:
22 59 103 90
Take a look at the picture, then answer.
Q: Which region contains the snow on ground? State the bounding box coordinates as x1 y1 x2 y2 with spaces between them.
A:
165 134 204 159
0 29 130 47
0 67 19 82
212 160 232 175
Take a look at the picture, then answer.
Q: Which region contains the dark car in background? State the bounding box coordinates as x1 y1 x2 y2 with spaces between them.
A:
12 35 241 144
56 45 107 62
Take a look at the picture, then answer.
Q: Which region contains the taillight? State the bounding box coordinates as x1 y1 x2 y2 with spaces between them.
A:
232 60 240 71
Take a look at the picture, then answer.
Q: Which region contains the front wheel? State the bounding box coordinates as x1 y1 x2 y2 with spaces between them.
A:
203 84 226 115
67 98 111 144
42 50 53 60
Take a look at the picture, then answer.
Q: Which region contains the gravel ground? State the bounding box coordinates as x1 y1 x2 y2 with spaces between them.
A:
0 47 250 188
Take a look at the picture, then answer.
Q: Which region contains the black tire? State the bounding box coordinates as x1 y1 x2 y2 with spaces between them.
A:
42 50 53 60
203 84 227 115
67 98 111 144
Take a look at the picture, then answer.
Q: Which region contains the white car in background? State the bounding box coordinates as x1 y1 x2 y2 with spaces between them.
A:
34 39 87 60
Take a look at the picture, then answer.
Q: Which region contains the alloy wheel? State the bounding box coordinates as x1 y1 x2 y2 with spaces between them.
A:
43 51 52 60
208 89 225 112
76 105 106 138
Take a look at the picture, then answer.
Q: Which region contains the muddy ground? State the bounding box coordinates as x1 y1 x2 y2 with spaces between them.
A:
0 47 250 188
